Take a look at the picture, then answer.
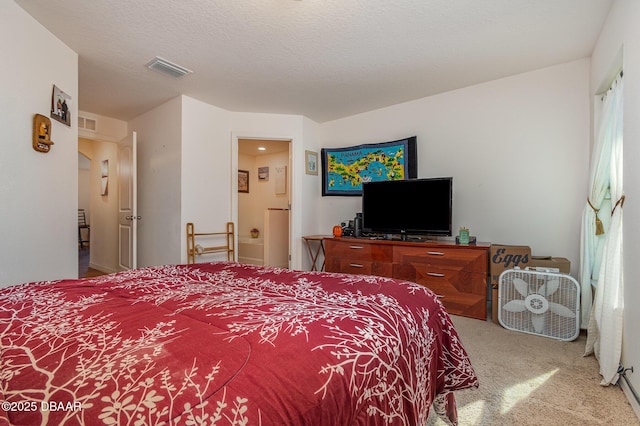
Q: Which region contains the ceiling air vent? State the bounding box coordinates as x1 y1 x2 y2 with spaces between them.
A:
145 57 193 78
78 116 97 132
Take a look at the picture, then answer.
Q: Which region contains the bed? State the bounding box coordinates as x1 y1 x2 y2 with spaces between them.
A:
0 262 478 425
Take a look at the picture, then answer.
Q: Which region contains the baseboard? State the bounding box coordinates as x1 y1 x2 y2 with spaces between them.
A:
620 379 640 420
88 262 118 274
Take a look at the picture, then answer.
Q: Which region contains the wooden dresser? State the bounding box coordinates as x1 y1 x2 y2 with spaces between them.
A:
324 237 490 320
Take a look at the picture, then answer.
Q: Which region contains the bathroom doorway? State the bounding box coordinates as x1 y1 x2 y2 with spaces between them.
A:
237 138 291 268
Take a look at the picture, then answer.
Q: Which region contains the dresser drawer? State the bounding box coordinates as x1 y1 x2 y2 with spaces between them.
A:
325 239 393 262
393 246 487 273
328 259 393 277
394 264 485 295
394 263 486 319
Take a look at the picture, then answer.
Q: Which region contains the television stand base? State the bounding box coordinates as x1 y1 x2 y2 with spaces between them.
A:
397 234 439 242
372 233 442 242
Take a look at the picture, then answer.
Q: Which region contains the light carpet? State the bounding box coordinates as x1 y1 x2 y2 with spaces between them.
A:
427 315 639 426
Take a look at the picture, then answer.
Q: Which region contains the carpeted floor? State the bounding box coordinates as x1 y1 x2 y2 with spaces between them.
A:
427 315 639 425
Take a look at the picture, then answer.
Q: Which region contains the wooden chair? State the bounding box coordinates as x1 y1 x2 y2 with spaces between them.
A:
186 222 235 264
78 209 90 249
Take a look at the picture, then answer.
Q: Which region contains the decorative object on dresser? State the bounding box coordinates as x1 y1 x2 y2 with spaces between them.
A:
325 237 490 320
457 226 470 245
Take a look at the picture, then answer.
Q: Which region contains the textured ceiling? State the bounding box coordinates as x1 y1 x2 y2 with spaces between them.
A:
16 0 612 123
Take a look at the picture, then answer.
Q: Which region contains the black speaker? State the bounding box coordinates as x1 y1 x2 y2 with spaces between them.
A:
354 213 363 237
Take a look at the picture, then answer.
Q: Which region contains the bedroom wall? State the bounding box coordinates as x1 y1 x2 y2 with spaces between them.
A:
181 96 233 263
129 97 183 268
299 117 324 270
0 2 78 286
78 111 128 143
318 59 590 277
590 0 640 416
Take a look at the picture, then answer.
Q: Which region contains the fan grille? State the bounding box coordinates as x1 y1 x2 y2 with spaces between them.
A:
498 269 580 341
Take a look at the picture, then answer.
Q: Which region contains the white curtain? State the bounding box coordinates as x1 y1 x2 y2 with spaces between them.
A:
581 74 624 385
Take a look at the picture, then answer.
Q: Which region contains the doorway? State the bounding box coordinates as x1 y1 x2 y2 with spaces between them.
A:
78 152 91 277
78 137 119 277
237 138 291 268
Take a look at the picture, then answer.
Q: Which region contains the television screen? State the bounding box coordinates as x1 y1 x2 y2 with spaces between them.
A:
362 177 452 237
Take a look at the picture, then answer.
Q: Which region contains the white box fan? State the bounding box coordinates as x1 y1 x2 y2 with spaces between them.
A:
498 268 580 341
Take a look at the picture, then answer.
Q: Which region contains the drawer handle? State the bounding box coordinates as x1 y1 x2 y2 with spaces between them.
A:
436 294 445 298
426 251 445 256
427 272 445 277
349 263 364 268
349 246 365 249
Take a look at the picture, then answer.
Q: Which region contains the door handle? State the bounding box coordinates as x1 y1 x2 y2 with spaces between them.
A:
125 216 142 221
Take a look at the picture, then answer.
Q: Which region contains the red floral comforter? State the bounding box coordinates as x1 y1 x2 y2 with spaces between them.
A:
0 262 477 425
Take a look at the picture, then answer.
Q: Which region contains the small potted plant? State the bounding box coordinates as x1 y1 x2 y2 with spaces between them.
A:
250 228 260 238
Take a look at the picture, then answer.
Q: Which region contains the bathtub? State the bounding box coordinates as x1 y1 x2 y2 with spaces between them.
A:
238 236 264 265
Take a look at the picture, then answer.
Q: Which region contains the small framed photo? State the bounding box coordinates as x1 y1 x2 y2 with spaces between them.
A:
258 166 269 181
50 84 72 126
305 150 318 175
238 169 249 193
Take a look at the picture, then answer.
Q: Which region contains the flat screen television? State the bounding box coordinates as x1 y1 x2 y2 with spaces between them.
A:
362 177 453 238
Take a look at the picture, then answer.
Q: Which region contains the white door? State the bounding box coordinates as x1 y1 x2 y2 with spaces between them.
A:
118 131 138 270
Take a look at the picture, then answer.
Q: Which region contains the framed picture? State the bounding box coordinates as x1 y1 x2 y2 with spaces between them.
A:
238 170 249 193
101 160 109 196
50 85 72 126
101 177 109 196
275 165 287 195
321 136 417 196
258 166 269 181
305 150 318 175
